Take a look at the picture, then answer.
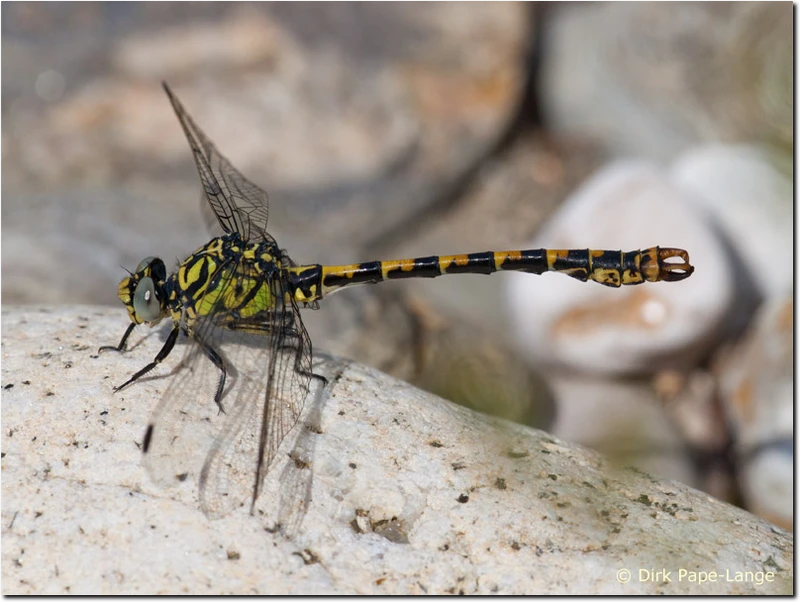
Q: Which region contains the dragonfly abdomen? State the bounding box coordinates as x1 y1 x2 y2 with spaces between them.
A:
287 246 693 302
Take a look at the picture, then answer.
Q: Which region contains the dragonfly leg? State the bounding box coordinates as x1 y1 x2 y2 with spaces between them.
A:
113 325 180 392
309 371 329 386
99 322 137 353
194 338 227 414
279 327 329 387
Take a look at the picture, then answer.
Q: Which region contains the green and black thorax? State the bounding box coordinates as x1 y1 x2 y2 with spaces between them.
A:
117 232 297 330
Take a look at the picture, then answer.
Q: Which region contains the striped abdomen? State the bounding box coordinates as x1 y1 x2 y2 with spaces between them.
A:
287 246 694 303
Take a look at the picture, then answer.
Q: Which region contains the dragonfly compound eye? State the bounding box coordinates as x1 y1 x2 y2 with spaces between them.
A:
133 276 162 323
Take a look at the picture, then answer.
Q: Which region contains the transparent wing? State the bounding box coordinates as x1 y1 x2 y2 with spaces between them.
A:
141 338 226 496
163 82 272 244
197 298 313 517
200 191 226 238
142 259 313 517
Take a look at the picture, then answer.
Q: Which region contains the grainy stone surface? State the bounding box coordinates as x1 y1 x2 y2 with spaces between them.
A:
1 306 793 595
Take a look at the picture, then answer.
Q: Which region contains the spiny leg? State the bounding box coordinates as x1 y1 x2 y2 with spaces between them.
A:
270 324 328 387
226 316 328 386
308 371 329 387
142 334 229 455
113 325 180 392
194 337 228 414
98 322 137 353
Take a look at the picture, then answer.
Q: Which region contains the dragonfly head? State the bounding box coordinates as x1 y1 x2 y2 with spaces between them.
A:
118 257 169 326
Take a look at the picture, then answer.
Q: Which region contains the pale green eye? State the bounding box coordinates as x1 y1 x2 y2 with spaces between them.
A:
133 276 161 322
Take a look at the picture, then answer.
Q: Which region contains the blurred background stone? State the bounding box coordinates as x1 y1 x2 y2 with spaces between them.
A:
717 295 793 532
671 144 793 300
506 161 733 376
3 2 529 296
541 2 792 162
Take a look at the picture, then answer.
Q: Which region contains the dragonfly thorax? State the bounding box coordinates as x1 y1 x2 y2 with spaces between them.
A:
169 233 288 326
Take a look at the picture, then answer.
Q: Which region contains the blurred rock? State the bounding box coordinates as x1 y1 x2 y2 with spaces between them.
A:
542 3 792 161
367 135 605 338
3 3 530 261
506 161 732 376
655 370 737 505
302 287 556 430
548 375 698 488
404 294 556 429
717 295 793 531
671 144 793 300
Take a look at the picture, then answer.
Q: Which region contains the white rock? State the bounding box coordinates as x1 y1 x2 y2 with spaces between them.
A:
1 306 792 594
547 376 698 489
671 144 793 299
506 161 732 376
717 295 793 531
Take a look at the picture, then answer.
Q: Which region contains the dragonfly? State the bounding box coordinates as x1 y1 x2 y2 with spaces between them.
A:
102 83 695 518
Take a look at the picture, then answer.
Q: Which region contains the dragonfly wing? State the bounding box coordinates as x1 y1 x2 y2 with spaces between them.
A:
141 338 226 495
200 191 226 238
142 252 312 517
164 83 272 244
195 297 313 518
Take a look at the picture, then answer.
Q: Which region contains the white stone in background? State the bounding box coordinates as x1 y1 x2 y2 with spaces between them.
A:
1 307 792 594
717 295 793 532
547 376 698 489
671 144 793 299
506 161 732 376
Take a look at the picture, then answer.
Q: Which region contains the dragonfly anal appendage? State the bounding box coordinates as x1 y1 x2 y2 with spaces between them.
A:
655 247 695 282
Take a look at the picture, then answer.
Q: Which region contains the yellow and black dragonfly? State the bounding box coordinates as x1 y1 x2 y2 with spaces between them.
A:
102 83 694 517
